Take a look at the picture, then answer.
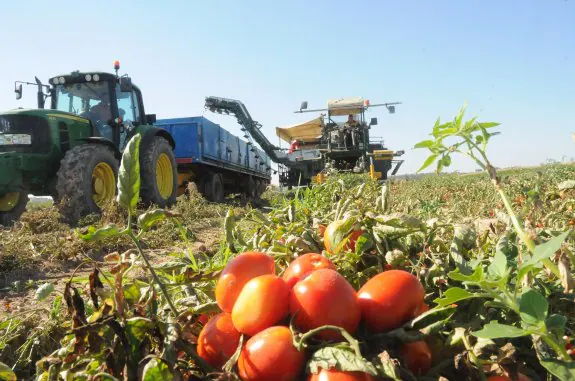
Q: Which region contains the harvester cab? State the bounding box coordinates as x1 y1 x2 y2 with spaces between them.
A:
0 61 177 226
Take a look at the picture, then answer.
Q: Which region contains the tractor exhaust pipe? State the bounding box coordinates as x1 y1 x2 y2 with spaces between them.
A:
34 76 45 109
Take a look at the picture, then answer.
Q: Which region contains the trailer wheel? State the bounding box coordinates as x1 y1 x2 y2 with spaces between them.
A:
0 191 29 226
248 177 257 199
206 172 224 202
140 136 178 208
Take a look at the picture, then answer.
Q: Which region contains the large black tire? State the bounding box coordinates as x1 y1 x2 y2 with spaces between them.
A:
140 137 178 208
56 144 119 224
205 172 224 202
0 191 29 227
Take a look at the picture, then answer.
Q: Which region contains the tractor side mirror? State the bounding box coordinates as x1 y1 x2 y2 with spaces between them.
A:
300 101 308 111
387 105 395 114
370 117 378 126
15 84 22 100
119 76 132 92
146 114 157 124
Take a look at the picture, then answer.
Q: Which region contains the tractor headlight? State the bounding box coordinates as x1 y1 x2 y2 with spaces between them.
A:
92 74 99 82
58 77 65 84
52 78 59 85
85 74 92 81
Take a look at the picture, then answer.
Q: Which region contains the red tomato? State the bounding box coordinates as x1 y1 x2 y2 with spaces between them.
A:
282 253 337 288
232 274 290 336
289 268 360 341
357 270 425 332
318 224 327 237
413 302 430 317
238 326 305 381
196 313 241 369
308 368 376 381
215 251 275 313
487 375 532 381
400 341 432 375
346 230 363 252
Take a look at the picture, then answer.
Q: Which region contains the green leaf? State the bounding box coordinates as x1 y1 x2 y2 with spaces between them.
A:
519 289 548 326
417 154 438 173
142 357 174 381
472 322 530 339
79 224 121 241
477 122 500 129
487 249 508 279
117 133 142 214
524 231 570 267
448 265 483 283
545 314 567 337
538 358 575 380
138 209 168 231
377 351 401 381
433 287 478 307
408 305 457 330
413 140 434 149
0 361 16 381
35 283 54 301
307 347 378 376
126 317 155 353
160 321 178 366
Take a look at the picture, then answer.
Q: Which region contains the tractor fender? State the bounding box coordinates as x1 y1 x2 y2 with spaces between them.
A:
140 127 176 151
78 137 122 160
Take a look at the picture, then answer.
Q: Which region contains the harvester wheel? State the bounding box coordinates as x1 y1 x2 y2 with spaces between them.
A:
0 191 29 226
140 137 178 208
55 144 118 224
206 172 224 202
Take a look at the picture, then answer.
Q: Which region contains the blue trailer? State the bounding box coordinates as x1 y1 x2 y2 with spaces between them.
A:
154 116 271 202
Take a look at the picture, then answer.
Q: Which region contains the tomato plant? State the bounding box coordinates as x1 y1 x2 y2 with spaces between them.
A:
357 269 425 332
282 253 336 288
307 368 376 381
196 313 241 369
237 326 305 381
215 251 276 313
290 268 361 341
232 274 290 336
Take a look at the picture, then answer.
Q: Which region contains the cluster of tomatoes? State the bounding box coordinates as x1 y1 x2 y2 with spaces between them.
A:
195 250 433 380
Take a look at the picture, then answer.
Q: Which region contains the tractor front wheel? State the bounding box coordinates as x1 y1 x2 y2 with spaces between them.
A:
0 191 29 226
140 137 178 208
56 144 119 224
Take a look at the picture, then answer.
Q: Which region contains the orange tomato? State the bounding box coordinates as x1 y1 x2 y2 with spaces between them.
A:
196 313 241 369
231 274 290 336
282 253 337 288
400 340 432 375
357 270 425 332
289 268 361 341
238 326 305 381
308 368 376 381
215 251 275 313
318 224 327 237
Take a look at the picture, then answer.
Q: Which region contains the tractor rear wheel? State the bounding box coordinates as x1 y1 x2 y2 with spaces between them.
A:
247 177 257 199
56 144 118 224
140 137 178 208
0 191 29 226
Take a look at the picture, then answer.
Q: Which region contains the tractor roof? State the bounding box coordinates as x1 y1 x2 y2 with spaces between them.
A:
48 71 141 92
327 97 366 116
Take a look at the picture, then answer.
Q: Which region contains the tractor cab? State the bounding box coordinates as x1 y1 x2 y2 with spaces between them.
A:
48 62 143 150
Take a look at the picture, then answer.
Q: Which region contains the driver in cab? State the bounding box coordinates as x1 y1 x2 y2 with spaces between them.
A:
343 114 358 148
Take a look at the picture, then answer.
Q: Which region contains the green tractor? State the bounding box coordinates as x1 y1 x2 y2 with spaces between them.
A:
0 61 178 226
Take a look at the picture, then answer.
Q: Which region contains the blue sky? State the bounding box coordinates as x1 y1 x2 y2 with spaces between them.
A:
0 0 573 181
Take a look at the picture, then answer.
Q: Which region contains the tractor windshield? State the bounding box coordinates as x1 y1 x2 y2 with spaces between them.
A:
54 82 114 141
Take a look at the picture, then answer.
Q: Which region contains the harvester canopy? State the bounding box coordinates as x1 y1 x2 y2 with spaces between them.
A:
276 116 324 143
327 97 366 116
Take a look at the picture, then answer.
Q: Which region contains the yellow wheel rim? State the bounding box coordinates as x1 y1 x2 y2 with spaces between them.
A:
92 162 116 207
156 153 174 199
0 192 19 212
